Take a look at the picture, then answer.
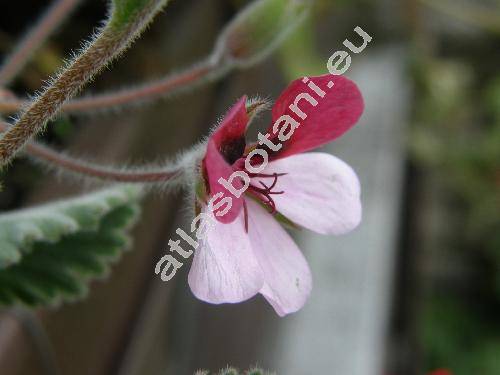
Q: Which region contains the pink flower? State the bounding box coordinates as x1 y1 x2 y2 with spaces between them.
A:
428 370 453 375
188 74 364 316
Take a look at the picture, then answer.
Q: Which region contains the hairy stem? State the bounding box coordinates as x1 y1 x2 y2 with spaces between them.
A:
0 0 169 167
0 0 82 86
52 61 220 113
0 59 224 114
29 142 180 182
0 0 309 116
0 121 180 183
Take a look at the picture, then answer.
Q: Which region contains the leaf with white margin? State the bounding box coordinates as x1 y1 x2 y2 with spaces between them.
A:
0 185 142 306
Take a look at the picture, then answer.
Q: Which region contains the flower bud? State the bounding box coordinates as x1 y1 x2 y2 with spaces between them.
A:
214 0 310 68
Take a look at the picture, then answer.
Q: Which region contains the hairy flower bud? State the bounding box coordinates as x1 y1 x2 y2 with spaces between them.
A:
214 0 310 68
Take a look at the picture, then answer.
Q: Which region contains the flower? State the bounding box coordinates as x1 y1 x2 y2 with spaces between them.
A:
188 74 364 316
428 370 453 375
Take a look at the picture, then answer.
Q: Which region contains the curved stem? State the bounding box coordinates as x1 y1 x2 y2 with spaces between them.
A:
29 143 181 182
62 61 218 113
0 59 227 115
0 121 181 183
0 0 82 86
0 0 170 167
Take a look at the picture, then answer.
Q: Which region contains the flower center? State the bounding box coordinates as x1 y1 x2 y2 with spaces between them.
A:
219 137 246 164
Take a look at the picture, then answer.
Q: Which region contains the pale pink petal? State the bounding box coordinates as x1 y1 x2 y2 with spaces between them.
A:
245 198 312 316
268 75 364 159
255 152 362 235
188 206 264 304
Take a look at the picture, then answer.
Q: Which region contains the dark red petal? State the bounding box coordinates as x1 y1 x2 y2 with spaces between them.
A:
211 96 249 163
268 74 364 159
203 139 243 223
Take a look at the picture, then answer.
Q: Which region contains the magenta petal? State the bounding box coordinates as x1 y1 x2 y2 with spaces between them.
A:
203 97 250 223
269 74 364 159
203 139 243 223
254 152 362 235
245 198 312 316
188 206 264 304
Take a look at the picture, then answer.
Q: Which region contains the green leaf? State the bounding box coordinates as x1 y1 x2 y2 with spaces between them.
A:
0 185 142 307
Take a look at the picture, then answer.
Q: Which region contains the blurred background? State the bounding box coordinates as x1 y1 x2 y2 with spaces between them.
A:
0 0 499 374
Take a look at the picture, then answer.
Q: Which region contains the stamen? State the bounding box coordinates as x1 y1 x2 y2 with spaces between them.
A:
243 199 249 233
248 172 287 179
247 172 285 214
